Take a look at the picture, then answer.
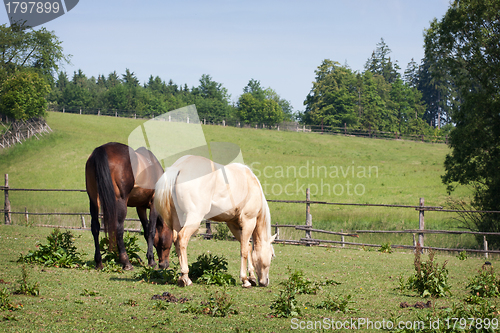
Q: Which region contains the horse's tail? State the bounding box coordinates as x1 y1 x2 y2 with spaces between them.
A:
154 167 180 231
91 146 117 251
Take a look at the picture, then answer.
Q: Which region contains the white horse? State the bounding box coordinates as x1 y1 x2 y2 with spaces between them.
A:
154 155 276 288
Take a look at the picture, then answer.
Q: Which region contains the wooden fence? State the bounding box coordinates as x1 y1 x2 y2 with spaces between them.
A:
2 174 500 257
0 118 52 149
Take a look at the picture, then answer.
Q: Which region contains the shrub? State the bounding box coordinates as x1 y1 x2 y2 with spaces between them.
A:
18 229 84 268
457 250 468 261
213 223 232 241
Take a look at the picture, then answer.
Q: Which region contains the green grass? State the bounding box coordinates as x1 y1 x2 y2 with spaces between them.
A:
0 111 474 248
0 225 497 332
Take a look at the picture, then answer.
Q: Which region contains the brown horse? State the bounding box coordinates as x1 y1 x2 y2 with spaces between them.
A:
85 142 172 270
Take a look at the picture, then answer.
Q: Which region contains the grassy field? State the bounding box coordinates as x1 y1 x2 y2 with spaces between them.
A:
0 225 497 332
0 111 475 248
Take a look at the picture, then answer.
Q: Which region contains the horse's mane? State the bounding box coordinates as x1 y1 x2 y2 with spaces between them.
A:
236 163 271 240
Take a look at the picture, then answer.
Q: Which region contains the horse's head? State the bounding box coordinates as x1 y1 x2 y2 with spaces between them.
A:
252 234 277 287
154 217 173 269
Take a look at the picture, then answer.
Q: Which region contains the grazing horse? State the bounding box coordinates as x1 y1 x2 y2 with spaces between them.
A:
85 142 172 270
154 155 276 288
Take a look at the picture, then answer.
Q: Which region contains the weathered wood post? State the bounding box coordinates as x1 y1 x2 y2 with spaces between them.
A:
81 215 86 229
274 223 279 240
24 207 28 224
205 220 212 239
418 197 425 251
4 174 11 225
484 236 489 259
341 229 345 248
305 188 312 239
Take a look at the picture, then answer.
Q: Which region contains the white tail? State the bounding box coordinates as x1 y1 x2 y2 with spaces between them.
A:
154 167 180 228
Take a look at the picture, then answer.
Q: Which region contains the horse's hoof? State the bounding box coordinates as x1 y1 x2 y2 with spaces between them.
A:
248 277 257 287
177 277 192 287
148 260 157 268
123 264 134 271
242 280 252 288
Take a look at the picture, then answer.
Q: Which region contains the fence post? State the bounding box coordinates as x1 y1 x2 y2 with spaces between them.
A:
305 188 312 240
484 236 489 259
205 220 212 239
24 207 28 224
81 215 86 229
4 174 11 225
418 197 425 251
341 229 345 247
275 223 279 240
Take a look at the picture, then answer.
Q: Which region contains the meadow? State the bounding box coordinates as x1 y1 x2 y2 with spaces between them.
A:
0 224 496 333
0 111 475 248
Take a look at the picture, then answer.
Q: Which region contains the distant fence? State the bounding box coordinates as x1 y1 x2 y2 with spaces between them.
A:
47 106 448 144
3 173 500 257
0 118 52 149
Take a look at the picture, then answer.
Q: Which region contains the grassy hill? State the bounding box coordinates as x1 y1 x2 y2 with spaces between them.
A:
0 112 472 246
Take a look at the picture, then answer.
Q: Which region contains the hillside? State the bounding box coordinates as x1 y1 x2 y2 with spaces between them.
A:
0 112 470 234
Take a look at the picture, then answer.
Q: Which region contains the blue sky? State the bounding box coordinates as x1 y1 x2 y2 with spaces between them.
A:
1 0 451 113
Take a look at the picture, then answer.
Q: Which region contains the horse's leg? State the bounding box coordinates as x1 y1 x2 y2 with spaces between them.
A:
137 206 156 267
228 220 256 288
90 200 103 269
247 242 257 286
116 199 133 270
176 214 202 287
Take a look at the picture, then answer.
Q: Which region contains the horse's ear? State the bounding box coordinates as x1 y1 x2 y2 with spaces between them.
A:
270 234 277 243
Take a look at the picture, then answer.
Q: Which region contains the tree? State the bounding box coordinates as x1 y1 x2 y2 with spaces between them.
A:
237 79 285 126
303 60 358 127
364 38 400 84
0 22 70 84
432 0 500 245
0 71 50 120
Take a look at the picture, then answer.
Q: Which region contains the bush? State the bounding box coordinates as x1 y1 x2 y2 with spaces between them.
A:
213 223 232 241
18 229 84 268
281 268 319 295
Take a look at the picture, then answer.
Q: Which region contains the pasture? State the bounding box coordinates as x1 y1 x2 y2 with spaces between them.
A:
0 112 497 331
0 224 496 332
0 112 475 249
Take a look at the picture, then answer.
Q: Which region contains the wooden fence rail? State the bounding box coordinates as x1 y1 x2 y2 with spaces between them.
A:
3 173 500 257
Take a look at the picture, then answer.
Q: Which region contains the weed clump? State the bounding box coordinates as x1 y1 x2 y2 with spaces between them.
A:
18 228 84 268
399 244 451 298
466 264 500 298
99 232 142 265
181 288 237 317
188 253 236 286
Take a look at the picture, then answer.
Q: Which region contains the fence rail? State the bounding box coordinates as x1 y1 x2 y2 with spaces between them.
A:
3 173 499 257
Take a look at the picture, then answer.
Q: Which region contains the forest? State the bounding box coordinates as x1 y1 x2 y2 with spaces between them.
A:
43 38 454 136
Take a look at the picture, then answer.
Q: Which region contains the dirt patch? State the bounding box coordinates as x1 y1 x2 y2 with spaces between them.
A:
400 301 432 309
151 292 189 304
